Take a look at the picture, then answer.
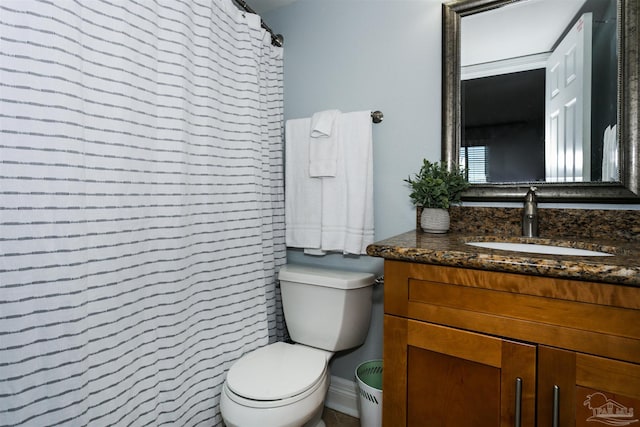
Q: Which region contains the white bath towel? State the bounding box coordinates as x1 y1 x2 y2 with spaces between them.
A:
601 124 619 181
320 111 374 255
309 109 340 177
285 118 322 249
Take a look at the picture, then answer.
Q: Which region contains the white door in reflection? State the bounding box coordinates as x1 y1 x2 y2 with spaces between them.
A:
545 12 593 182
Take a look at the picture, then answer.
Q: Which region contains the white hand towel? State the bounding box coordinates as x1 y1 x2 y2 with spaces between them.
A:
310 109 340 137
303 248 327 256
309 109 340 177
319 111 374 255
285 118 322 250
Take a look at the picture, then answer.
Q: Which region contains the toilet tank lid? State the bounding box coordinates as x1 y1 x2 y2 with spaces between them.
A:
278 264 374 289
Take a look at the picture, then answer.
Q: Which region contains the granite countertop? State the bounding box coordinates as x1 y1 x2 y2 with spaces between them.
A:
366 230 640 287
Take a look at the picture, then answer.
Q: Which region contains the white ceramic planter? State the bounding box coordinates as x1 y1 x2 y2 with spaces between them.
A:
420 208 450 233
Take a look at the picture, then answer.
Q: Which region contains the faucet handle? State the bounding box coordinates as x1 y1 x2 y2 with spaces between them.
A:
525 186 537 202
523 186 539 237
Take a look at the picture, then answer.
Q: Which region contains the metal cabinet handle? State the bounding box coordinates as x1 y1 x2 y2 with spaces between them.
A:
552 385 560 427
515 377 522 427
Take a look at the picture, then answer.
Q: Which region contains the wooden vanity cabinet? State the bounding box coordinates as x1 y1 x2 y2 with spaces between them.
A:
383 260 640 427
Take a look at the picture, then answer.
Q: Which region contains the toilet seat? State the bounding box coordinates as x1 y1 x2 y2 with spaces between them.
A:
226 342 327 403
221 368 329 426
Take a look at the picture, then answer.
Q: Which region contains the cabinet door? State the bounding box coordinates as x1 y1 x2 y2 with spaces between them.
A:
538 346 640 427
384 315 536 427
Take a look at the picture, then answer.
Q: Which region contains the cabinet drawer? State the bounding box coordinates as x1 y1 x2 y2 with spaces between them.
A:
408 278 639 340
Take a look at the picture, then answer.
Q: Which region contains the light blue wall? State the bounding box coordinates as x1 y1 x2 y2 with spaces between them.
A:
264 0 444 381
264 0 640 382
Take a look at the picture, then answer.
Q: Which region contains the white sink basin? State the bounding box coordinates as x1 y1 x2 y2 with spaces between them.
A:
465 241 614 257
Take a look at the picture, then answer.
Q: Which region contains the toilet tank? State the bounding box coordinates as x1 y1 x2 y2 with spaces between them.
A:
278 264 375 352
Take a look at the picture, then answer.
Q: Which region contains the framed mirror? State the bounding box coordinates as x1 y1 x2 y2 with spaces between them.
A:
442 0 639 202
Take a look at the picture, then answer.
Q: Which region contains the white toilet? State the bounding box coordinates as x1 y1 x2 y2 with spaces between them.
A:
220 264 375 427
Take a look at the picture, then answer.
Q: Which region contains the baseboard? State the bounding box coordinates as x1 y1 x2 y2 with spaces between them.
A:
325 375 359 418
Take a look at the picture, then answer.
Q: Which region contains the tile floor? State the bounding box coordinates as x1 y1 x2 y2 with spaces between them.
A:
322 407 360 427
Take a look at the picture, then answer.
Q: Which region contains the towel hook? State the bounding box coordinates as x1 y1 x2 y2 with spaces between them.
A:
371 110 383 123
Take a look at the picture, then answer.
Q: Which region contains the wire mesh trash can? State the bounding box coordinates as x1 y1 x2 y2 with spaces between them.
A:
355 360 383 427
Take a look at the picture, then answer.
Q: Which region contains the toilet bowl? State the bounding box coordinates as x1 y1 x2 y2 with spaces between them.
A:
220 264 375 427
220 343 330 427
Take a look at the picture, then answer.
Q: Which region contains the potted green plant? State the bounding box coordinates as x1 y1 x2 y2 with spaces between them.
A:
404 159 469 233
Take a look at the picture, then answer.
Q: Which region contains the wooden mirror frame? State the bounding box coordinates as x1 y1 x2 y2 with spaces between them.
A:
442 0 639 202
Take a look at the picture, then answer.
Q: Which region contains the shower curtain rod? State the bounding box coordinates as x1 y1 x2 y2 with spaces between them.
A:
233 0 284 47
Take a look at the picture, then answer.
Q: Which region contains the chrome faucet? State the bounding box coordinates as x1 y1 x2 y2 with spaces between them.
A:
522 186 538 237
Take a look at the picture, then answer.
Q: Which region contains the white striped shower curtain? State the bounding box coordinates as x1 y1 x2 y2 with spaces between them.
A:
0 1 285 425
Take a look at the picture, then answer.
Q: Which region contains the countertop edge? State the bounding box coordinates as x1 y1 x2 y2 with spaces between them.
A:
366 237 640 287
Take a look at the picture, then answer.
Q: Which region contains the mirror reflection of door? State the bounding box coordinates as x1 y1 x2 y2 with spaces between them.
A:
460 0 618 184
545 13 592 183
